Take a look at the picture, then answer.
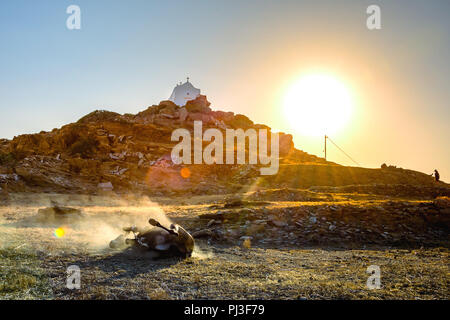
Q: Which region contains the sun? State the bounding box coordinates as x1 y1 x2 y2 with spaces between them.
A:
283 74 353 137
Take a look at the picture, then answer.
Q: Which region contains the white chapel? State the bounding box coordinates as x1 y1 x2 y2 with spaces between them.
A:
169 77 201 106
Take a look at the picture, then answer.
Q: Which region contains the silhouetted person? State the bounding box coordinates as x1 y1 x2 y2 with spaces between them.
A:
433 169 440 182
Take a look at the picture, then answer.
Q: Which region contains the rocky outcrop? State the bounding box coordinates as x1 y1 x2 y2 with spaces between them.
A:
195 199 450 246
77 110 122 124
229 114 253 128
0 95 447 196
279 133 294 156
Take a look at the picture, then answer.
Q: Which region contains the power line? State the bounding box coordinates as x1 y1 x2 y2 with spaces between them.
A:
325 135 361 166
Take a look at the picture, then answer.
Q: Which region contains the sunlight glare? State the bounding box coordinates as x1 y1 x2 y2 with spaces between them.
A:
283 74 353 136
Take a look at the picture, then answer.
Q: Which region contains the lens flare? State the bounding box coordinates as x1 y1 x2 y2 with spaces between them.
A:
54 227 65 238
180 167 191 179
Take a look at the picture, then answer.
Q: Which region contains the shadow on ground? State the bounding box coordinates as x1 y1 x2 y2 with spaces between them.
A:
71 248 183 279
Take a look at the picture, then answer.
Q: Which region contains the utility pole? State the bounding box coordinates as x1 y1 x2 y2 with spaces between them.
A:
323 135 361 166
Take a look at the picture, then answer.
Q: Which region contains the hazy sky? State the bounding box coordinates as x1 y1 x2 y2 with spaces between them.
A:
1 0 449 179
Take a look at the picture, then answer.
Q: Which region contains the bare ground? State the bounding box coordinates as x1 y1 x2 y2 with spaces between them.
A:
0 192 448 300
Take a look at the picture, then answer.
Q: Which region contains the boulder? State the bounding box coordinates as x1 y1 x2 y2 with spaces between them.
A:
185 95 211 113
192 229 215 238
279 133 294 156
246 223 265 235
270 220 288 228
187 112 214 123
160 111 178 119
159 100 178 109
159 101 180 119
98 181 114 191
211 111 235 122
179 107 188 121
35 206 84 224
434 197 450 209
187 113 203 121
230 114 253 128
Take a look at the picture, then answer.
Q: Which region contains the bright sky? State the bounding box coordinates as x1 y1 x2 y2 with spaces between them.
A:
0 0 449 180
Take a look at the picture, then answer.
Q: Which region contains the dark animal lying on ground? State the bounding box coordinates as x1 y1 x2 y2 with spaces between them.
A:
109 218 195 258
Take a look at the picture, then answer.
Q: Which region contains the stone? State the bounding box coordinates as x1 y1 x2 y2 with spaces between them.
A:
242 238 251 249
179 107 188 121
211 111 235 122
271 220 288 227
109 234 126 249
192 229 214 238
253 220 267 224
246 223 265 235
279 133 294 156
187 112 202 121
158 100 178 110
230 114 253 128
185 95 211 113
434 197 450 209
35 206 84 224
98 181 113 191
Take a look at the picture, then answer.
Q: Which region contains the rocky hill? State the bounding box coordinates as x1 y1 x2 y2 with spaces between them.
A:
0 95 448 198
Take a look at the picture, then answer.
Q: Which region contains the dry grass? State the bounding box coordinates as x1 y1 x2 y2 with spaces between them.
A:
35 244 448 300
0 248 52 299
0 193 448 300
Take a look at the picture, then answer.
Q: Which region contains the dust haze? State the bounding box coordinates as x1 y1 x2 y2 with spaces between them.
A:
0 193 173 253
